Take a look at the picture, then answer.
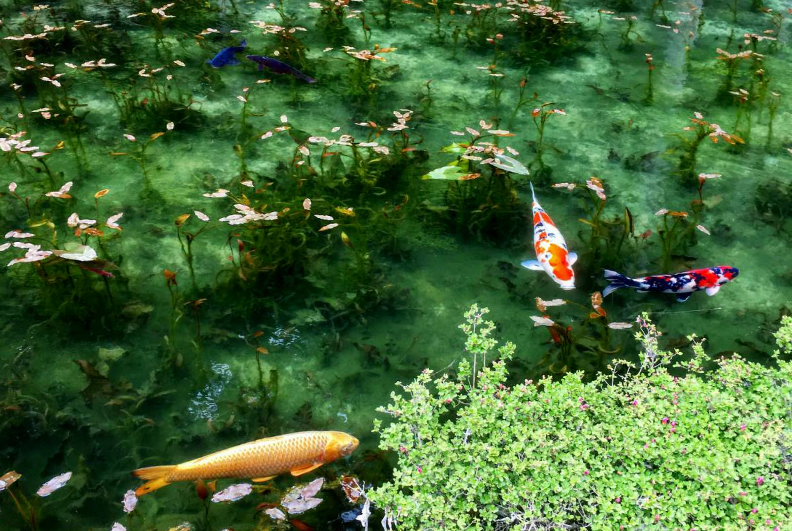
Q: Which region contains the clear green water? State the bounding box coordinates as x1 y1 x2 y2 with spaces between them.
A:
0 0 790 529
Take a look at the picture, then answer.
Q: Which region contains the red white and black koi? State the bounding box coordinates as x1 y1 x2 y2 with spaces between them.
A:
521 183 577 290
602 266 739 302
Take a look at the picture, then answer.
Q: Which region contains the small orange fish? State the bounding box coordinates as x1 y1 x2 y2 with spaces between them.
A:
132 431 358 496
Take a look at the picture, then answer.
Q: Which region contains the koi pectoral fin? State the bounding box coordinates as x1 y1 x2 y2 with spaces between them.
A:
290 463 324 477
252 476 277 483
705 285 721 296
567 252 578 266
676 293 693 303
521 260 543 271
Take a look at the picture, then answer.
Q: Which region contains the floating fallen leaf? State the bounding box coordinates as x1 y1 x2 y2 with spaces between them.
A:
299 478 323 499
37 471 72 497
281 478 324 515
94 189 110 199
256 347 269 354
54 245 98 262
608 322 633 330
195 211 210 222
334 207 355 217
530 316 555 327
341 476 363 503
535 298 565 312
0 471 21 492
590 291 606 317
122 489 138 513
266 507 286 520
314 214 334 221
211 483 252 503
319 223 338 231
489 153 529 175
175 213 191 226
111 524 126 531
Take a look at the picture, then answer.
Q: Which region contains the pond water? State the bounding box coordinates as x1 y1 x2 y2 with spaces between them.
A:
0 0 790 529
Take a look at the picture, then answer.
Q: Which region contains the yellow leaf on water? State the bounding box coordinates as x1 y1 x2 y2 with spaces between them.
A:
94 189 110 199
334 207 355 217
150 132 165 141
175 214 191 226
256 347 269 355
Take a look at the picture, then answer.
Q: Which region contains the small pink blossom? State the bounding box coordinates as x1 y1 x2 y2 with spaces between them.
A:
756 476 764 486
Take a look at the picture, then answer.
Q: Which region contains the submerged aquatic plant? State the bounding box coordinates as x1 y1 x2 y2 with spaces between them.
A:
422 124 527 242
552 178 643 280
669 112 743 185
529 103 566 174
174 211 211 291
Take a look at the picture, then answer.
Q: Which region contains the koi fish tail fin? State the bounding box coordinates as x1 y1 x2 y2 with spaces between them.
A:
602 269 633 297
300 73 317 84
132 465 176 496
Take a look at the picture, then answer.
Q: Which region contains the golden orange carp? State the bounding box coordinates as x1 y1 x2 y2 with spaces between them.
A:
132 431 359 496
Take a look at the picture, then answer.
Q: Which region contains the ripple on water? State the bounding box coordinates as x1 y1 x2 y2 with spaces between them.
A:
188 362 233 420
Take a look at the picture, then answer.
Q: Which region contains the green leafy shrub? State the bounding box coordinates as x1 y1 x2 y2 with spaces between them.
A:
372 305 792 531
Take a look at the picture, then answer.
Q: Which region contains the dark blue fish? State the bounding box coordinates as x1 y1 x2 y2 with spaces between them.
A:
245 55 316 83
207 40 246 68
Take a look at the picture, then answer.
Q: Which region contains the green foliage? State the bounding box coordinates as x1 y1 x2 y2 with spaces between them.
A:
372 306 792 530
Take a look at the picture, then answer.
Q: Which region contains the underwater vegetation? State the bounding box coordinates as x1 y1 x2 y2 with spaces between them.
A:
0 0 790 529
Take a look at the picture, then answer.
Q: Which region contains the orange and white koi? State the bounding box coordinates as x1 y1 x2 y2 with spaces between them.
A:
132 431 358 496
521 183 576 290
